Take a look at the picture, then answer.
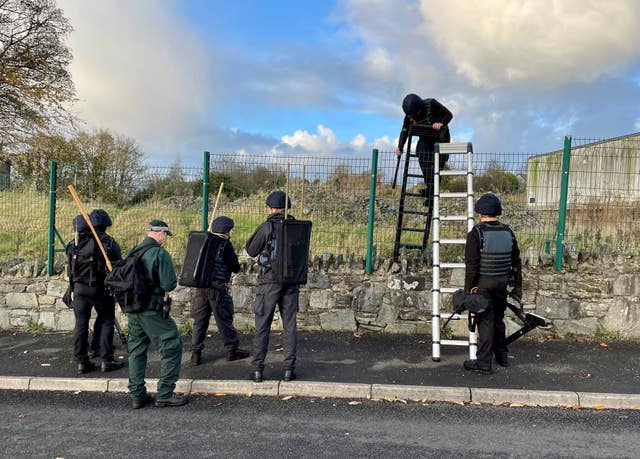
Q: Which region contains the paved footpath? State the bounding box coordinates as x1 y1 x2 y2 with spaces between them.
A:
1 330 639 409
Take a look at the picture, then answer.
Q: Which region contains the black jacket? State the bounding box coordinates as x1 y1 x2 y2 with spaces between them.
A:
397 98 453 152
245 212 294 283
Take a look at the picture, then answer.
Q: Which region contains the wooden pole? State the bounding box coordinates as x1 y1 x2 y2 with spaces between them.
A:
67 185 112 271
208 182 225 230
301 165 306 214
285 164 290 219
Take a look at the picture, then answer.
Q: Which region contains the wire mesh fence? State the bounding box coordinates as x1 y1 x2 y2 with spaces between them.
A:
0 135 639 266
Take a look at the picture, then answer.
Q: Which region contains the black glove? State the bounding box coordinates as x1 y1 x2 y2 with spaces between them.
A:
510 287 523 303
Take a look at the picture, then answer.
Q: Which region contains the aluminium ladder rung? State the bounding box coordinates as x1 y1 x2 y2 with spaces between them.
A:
439 215 468 221
441 339 470 346
439 192 468 199
439 238 466 244
440 170 470 176
440 262 465 269
440 287 459 294
436 142 473 154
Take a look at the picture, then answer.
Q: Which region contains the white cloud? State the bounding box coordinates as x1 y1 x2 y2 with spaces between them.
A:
59 0 214 149
419 0 640 89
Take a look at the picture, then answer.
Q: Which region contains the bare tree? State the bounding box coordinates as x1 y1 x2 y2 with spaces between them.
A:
0 0 75 150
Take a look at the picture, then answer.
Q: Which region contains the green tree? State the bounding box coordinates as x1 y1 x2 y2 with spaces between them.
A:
0 0 75 149
71 129 145 204
475 161 520 194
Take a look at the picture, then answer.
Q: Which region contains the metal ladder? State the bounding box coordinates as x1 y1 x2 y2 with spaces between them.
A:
392 123 443 259
431 142 476 361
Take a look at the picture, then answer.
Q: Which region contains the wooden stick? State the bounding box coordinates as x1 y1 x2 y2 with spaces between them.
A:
67 185 112 272
285 164 290 219
301 165 306 214
208 182 225 230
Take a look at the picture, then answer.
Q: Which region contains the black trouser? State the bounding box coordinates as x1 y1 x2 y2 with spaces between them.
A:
251 282 299 372
416 138 449 239
191 286 240 354
72 283 116 362
474 275 509 368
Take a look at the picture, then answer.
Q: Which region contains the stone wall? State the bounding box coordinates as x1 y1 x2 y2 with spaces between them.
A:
1 251 639 340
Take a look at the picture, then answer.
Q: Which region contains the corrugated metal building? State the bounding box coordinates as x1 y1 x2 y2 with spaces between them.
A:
526 132 640 207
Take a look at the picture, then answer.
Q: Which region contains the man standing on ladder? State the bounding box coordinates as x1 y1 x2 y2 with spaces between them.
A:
396 94 453 236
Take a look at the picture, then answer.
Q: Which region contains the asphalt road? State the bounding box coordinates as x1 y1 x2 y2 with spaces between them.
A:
2 389 639 458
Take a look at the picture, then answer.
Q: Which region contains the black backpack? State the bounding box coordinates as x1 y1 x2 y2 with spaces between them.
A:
258 219 312 285
105 242 158 313
67 233 112 286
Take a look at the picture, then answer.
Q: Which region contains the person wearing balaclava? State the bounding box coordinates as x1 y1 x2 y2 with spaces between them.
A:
462 193 522 374
396 94 453 239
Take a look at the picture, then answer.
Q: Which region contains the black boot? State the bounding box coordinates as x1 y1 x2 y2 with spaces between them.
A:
283 369 296 382
463 359 492 374
190 351 201 366
101 360 125 372
250 370 263 383
77 360 96 375
228 349 250 361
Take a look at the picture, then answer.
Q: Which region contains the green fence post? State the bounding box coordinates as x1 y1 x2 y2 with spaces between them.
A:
202 151 210 231
555 136 572 271
47 161 57 275
365 149 379 274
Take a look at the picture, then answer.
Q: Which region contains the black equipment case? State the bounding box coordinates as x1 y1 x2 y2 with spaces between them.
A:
179 231 221 288
272 219 312 285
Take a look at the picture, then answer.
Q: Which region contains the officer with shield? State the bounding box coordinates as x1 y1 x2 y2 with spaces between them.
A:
245 191 301 383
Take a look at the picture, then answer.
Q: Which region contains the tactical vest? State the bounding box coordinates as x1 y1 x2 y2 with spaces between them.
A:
476 222 513 277
211 239 230 285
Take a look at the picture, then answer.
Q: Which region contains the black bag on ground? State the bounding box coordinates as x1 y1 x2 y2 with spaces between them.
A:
179 231 224 288
105 242 158 313
268 219 312 285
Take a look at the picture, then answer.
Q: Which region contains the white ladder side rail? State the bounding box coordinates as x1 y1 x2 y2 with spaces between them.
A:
431 142 476 362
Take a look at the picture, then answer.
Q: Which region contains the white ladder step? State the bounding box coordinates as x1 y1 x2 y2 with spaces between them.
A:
439 215 468 222
440 170 469 176
440 192 468 199
441 339 470 346
440 262 465 269
439 238 466 244
437 142 473 154
440 287 460 294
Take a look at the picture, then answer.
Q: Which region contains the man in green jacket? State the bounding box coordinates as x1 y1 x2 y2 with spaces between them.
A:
127 219 188 409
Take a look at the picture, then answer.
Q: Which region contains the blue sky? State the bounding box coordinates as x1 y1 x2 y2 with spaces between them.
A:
58 0 640 166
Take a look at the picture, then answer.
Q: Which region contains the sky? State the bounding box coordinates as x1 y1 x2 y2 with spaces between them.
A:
57 0 640 166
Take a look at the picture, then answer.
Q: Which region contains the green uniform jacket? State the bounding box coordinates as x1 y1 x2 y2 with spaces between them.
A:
133 236 177 295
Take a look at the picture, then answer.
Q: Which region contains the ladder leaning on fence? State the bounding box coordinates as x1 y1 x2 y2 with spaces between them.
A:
392 123 443 259
431 142 476 362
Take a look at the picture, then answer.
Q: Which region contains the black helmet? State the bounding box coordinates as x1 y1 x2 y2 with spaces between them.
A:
72 214 89 233
474 193 502 216
266 191 291 209
89 209 112 228
211 216 234 233
402 93 424 116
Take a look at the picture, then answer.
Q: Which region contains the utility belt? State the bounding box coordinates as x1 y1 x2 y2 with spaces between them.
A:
147 293 172 318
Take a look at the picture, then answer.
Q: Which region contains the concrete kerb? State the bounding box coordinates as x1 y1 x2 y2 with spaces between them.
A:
470 387 579 407
577 392 640 410
372 384 470 403
1 376 639 410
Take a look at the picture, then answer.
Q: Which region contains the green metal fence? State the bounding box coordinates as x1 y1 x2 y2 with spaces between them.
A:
0 136 638 274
